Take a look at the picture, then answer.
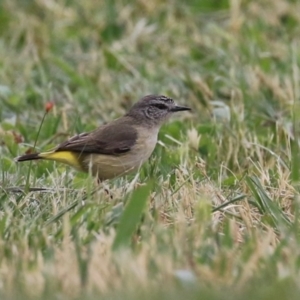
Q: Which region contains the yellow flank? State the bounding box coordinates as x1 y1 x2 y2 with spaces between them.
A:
39 151 84 171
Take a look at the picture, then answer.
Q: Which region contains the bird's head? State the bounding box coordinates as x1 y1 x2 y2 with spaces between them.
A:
127 95 191 126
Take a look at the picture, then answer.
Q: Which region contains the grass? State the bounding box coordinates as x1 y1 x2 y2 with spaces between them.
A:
1 0 300 299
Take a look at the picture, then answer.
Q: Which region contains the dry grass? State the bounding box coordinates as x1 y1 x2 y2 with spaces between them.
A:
1 0 300 299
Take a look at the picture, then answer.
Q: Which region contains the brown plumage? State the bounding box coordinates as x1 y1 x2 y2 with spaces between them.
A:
16 95 191 180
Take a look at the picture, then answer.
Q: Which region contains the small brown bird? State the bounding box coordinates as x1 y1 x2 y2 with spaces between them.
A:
16 95 191 180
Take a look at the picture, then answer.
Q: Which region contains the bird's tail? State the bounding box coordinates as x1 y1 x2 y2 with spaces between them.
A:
15 153 41 162
15 150 84 171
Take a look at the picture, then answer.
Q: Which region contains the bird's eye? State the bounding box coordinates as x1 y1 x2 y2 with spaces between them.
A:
154 104 167 110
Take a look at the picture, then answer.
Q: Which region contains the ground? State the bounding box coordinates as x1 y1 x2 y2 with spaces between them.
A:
1 0 300 299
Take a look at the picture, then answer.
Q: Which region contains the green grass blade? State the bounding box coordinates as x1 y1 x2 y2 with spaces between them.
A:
246 176 291 228
212 194 247 213
112 181 152 251
291 140 300 183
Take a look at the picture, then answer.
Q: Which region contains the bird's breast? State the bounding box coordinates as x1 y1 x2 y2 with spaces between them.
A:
123 127 158 172
83 127 159 180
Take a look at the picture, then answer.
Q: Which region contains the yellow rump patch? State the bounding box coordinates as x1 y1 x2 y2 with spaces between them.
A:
39 151 84 171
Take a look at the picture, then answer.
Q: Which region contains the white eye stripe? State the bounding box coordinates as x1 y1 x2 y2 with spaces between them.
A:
158 96 174 103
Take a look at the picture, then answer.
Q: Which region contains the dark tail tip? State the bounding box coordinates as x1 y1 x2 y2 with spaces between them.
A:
15 153 40 162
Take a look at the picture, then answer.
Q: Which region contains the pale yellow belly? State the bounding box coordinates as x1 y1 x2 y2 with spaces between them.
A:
82 129 158 180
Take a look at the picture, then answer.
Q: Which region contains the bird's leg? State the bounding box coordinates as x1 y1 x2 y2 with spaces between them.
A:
96 177 113 200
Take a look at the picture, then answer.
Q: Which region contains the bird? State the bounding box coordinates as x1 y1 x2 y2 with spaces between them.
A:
15 95 191 180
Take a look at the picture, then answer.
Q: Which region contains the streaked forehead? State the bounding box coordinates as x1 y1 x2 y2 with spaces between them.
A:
139 95 174 104
155 95 174 103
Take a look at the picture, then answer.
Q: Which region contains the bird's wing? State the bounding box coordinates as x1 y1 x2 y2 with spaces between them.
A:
55 122 138 155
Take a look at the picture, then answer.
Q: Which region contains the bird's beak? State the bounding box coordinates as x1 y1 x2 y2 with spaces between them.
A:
170 105 191 112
